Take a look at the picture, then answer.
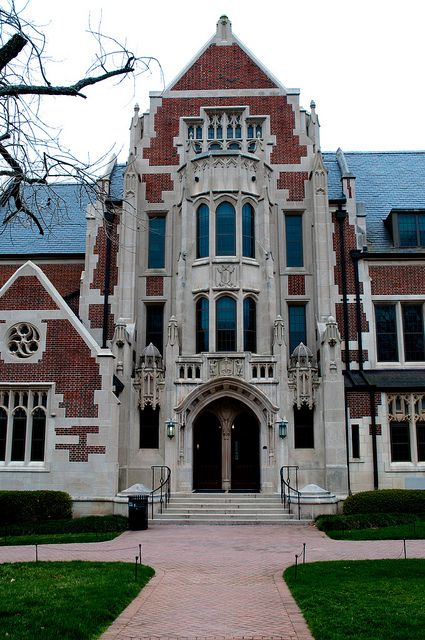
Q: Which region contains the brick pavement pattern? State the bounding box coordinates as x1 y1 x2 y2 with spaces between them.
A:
2 524 425 639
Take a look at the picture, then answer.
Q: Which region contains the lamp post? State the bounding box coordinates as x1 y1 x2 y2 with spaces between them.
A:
278 417 288 439
166 419 176 439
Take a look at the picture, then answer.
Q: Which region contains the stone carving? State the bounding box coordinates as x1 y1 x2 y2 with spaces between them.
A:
208 357 244 379
288 343 320 409
8 323 40 358
134 343 164 409
216 264 238 288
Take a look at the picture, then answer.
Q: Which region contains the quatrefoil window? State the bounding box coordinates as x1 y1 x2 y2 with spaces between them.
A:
8 323 40 358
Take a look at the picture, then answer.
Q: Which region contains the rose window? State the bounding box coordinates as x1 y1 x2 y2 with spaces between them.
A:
8 323 40 358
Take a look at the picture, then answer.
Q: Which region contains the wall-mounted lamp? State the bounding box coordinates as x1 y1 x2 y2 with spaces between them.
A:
278 417 288 439
166 419 176 439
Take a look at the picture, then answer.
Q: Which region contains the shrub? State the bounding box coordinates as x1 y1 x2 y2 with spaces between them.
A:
343 490 425 515
0 491 72 525
315 512 418 532
0 515 128 537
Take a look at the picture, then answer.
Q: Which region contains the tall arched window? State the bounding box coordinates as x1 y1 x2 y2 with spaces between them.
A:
196 297 209 352
243 297 257 352
11 407 26 461
0 408 6 461
242 203 255 258
216 296 236 351
196 204 209 258
216 202 236 256
30 407 46 462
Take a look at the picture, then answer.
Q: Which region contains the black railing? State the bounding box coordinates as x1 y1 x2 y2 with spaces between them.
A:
280 465 301 520
149 465 171 519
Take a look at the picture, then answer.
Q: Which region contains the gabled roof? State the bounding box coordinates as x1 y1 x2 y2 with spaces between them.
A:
168 16 283 93
323 151 425 251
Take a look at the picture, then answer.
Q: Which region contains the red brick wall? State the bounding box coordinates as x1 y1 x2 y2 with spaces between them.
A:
287 274 305 295
55 425 106 461
90 214 120 295
336 303 369 341
146 276 164 296
88 303 114 340
370 265 425 295
142 174 174 203
0 276 59 310
171 44 278 91
0 263 83 300
277 172 308 202
144 96 307 171
332 213 358 295
347 391 382 418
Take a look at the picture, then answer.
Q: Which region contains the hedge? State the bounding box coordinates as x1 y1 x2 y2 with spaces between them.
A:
0 491 72 525
0 515 128 537
315 512 418 532
343 489 425 516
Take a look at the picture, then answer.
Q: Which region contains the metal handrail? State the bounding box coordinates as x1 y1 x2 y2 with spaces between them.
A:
149 465 171 519
280 465 301 520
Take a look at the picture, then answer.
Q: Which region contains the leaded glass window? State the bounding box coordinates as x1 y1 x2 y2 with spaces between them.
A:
216 296 236 351
216 202 236 256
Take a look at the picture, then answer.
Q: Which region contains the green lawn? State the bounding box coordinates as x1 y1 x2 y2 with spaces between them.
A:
325 520 425 540
285 559 425 640
0 561 154 640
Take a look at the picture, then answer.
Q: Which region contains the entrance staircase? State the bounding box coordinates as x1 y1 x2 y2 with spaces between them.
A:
152 492 308 525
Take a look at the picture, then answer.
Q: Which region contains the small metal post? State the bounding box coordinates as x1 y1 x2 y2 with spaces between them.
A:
135 556 138 580
303 543 306 564
294 554 298 580
403 539 407 559
139 543 142 565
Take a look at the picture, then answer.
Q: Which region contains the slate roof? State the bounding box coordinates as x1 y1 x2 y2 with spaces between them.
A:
0 163 126 256
345 369 425 390
323 151 425 252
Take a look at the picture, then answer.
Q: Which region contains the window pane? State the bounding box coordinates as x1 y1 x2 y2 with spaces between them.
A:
390 422 411 462
30 408 46 461
419 216 425 246
375 305 398 361
242 204 255 258
243 298 256 352
351 424 360 458
148 217 166 268
196 298 209 352
216 202 236 256
417 422 425 461
285 215 303 267
196 204 209 258
0 408 7 461
11 408 26 461
216 297 236 351
288 305 306 354
398 214 417 247
139 405 159 448
146 306 164 354
402 305 425 361
294 406 314 448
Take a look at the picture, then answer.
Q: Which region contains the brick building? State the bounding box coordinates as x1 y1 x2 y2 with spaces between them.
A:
1 17 425 514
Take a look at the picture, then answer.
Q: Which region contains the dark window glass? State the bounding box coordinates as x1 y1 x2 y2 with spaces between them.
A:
196 297 209 352
216 202 236 256
243 298 256 352
0 408 6 461
30 408 46 462
351 424 360 458
148 217 166 268
139 405 159 448
390 421 411 461
285 215 303 267
196 204 209 259
288 305 306 354
398 213 419 247
417 422 425 462
242 203 255 258
146 305 164 354
294 406 314 448
402 305 425 361
247 125 254 138
11 408 26 461
375 305 398 361
216 296 236 351
419 217 425 246
196 126 203 140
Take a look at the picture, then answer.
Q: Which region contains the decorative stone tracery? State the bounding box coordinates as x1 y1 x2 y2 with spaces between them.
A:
134 343 164 409
288 342 320 409
7 323 40 358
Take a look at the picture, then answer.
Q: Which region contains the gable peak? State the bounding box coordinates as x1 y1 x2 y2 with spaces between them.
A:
215 15 233 44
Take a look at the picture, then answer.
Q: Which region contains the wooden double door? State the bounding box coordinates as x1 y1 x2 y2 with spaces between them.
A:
193 407 260 492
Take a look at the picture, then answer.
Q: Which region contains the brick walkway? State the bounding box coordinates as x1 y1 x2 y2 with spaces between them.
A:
1 523 425 639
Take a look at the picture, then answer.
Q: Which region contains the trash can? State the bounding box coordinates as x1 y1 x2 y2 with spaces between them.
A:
128 494 149 530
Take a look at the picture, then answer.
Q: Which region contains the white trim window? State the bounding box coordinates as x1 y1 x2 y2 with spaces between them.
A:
0 389 48 465
375 302 425 363
388 393 425 463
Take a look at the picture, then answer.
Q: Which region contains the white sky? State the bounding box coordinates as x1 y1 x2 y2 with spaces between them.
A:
21 0 425 168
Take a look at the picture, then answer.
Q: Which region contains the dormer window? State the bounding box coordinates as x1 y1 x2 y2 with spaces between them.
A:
388 210 425 248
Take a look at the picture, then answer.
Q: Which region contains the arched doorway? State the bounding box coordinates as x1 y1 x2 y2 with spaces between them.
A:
192 401 260 492
193 412 222 491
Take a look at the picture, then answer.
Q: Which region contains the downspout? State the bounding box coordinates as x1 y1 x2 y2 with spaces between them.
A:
335 205 352 494
369 386 379 489
102 200 114 349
